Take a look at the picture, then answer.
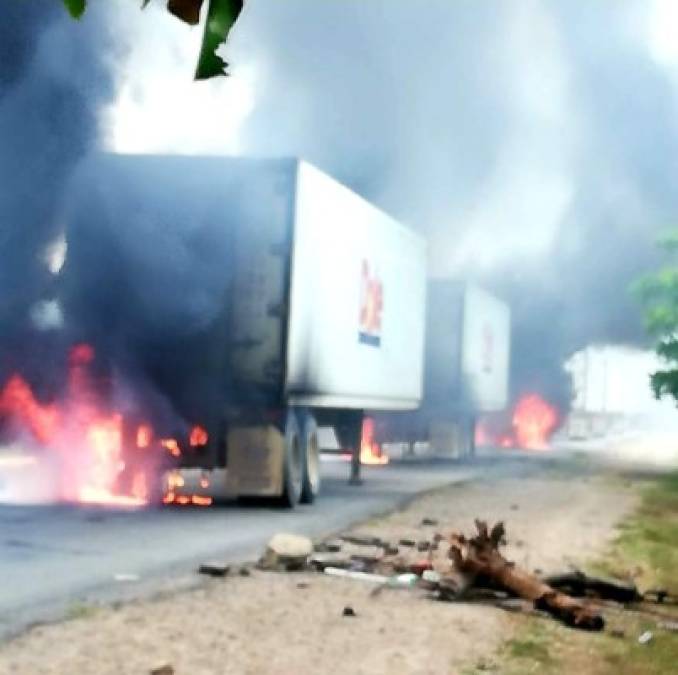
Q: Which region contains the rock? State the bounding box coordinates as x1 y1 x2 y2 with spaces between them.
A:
310 553 352 571
238 566 251 577
340 534 383 547
342 606 357 617
398 538 416 547
314 540 343 553
198 562 230 578
259 533 313 571
150 666 174 675
421 517 439 526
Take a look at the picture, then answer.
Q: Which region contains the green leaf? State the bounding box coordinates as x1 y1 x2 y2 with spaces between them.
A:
63 0 86 19
195 0 244 80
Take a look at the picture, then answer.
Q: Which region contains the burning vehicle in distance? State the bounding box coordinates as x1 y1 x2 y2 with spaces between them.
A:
53 154 427 507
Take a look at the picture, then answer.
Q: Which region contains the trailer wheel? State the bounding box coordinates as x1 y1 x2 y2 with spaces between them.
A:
281 410 303 508
299 411 321 504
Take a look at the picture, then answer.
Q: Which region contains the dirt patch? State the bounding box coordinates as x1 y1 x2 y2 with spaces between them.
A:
0 468 637 675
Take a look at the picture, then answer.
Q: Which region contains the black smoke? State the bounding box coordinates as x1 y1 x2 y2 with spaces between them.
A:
0 1 115 395
228 0 677 411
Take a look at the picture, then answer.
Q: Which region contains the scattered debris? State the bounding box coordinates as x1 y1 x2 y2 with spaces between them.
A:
113 573 140 583
314 540 343 553
342 606 357 617
324 567 388 584
439 521 604 630
149 665 174 675
644 588 678 605
350 553 382 569
258 519 677 635
310 552 352 571
421 517 438 526
259 533 313 571
542 571 641 603
340 534 383 547
638 630 653 645
198 562 230 578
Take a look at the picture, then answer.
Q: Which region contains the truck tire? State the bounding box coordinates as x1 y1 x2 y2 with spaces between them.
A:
281 409 303 508
298 410 321 504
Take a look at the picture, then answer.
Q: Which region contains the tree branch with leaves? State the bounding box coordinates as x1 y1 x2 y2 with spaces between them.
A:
63 0 244 79
633 230 678 403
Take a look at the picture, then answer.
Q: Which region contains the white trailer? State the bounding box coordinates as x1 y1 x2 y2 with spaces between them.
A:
373 282 510 458
63 155 427 505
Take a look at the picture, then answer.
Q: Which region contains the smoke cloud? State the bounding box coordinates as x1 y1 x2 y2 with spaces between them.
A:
223 0 677 408
0 2 116 394
3 1 677 415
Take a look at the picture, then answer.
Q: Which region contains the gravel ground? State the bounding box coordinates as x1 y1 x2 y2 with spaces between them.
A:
0 462 638 675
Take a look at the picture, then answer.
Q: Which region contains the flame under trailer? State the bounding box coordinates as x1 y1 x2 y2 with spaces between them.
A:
62 155 427 506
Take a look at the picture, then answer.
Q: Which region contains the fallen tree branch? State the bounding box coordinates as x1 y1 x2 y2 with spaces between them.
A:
542 571 641 603
443 520 605 631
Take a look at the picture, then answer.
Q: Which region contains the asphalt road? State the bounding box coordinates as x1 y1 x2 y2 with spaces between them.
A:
0 453 534 639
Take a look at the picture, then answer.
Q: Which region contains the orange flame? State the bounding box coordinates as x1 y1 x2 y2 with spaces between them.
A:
136 424 152 449
360 417 388 465
0 375 60 444
161 438 181 457
512 394 559 450
0 344 186 507
189 425 208 447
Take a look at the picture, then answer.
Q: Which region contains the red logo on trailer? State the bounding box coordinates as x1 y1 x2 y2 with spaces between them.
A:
359 260 383 347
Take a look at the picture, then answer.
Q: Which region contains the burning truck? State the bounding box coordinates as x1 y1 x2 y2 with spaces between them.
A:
0 155 427 507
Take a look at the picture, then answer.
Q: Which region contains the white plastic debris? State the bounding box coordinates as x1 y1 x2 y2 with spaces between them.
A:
387 573 419 588
324 567 388 584
422 570 441 584
113 573 140 582
638 630 653 645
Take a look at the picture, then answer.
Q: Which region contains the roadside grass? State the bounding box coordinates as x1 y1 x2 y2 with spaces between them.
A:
493 471 678 675
65 601 99 621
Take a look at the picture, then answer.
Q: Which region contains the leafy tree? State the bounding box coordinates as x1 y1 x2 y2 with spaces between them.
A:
633 230 678 403
62 0 243 79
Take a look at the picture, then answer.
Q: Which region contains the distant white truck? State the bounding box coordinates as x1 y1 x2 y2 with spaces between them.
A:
63 155 427 506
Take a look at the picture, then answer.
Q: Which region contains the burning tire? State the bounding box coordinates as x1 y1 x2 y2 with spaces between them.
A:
280 409 303 508
298 410 321 504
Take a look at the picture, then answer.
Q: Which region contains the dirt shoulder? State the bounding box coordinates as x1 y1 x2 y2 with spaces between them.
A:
0 460 638 675
496 470 678 675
